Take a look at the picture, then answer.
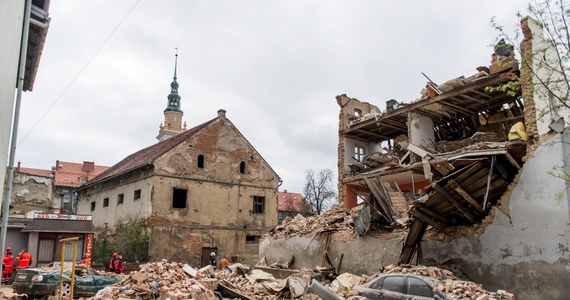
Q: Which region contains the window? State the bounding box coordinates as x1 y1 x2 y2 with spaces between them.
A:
117 194 124 205
63 194 70 203
90 201 96 211
407 277 434 298
173 188 187 208
103 198 109 207
252 196 265 214
354 145 365 162
240 161 246 174
79 177 88 184
376 275 405 294
197 155 205 169
134 189 141 201
246 235 260 244
354 108 362 117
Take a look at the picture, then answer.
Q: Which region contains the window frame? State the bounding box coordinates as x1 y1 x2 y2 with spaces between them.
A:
252 196 265 214
90 201 96 211
172 188 188 209
117 193 124 205
240 161 246 174
197 155 205 169
103 197 109 207
134 189 141 201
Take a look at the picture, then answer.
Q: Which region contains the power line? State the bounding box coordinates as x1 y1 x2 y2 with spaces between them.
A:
18 0 142 146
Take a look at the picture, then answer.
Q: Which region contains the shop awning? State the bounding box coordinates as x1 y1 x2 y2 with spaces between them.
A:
21 219 95 233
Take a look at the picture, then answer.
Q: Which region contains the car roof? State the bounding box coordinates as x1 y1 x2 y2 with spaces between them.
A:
365 273 437 287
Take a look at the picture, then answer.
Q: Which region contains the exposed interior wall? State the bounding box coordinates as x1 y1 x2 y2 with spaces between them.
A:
11 173 52 216
408 112 435 147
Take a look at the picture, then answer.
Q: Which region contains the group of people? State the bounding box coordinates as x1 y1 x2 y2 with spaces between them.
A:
2 247 33 284
108 252 125 274
209 252 229 269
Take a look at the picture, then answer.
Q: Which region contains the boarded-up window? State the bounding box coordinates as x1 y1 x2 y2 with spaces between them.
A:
173 188 187 208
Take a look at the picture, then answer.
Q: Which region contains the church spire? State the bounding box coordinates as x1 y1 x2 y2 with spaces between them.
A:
157 49 185 142
165 48 182 113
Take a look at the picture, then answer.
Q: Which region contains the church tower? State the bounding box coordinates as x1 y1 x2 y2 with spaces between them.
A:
157 51 186 142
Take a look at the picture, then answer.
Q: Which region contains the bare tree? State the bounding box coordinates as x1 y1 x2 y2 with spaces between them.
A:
491 0 570 114
303 169 337 214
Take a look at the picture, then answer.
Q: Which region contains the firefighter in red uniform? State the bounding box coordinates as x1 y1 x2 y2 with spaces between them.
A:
2 247 14 284
109 252 118 272
15 249 32 271
113 255 124 274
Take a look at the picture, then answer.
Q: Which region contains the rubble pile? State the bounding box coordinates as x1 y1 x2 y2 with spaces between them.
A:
268 205 357 240
361 264 516 300
82 260 515 300
92 260 220 300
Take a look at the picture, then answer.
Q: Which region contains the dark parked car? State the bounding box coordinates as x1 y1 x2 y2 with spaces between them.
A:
12 265 120 298
353 273 448 300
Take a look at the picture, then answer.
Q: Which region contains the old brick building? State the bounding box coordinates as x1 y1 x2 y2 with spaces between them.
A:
77 60 280 266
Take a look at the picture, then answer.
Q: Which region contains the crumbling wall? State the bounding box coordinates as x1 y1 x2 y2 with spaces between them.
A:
11 172 52 215
421 129 570 300
259 234 403 275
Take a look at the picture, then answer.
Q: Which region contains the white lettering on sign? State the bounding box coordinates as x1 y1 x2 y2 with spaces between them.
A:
34 213 92 221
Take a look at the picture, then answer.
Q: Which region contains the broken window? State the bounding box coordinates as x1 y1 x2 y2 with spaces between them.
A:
354 108 362 117
103 198 109 207
240 161 246 174
354 146 365 162
90 201 95 211
252 196 265 214
117 194 124 205
134 189 141 201
172 188 187 208
246 235 260 244
197 155 205 169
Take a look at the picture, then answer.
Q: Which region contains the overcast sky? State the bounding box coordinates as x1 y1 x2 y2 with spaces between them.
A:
15 0 524 194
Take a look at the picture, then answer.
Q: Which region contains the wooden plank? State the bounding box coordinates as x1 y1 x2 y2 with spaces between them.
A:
433 184 477 223
399 219 428 265
504 151 521 169
415 206 450 226
409 208 445 230
364 178 393 221
448 179 483 213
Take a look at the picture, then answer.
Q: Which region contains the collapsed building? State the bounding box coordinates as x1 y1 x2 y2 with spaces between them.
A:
261 17 570 300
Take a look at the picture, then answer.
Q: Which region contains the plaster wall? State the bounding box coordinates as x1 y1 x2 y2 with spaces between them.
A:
11 173 52 215
421 131 570 300
0 1 25 214
77 170 153 228
408 112 435 147
259 234 403 275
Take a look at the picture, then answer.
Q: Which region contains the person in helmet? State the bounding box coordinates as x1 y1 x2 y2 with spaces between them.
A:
209 252 217 267
2 247 13 284
109 252 118 272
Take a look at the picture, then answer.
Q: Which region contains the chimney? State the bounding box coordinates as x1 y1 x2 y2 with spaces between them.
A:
17 161 20 171
284 190 287 193
217 109 226 118
82 161 95 172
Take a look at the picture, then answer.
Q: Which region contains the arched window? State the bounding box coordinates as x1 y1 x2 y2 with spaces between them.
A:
197 155 205 169
240 161 246 174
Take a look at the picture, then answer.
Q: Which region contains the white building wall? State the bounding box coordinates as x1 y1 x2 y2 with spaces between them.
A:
528 18 570 135
0 1 25 212
408 112 435 147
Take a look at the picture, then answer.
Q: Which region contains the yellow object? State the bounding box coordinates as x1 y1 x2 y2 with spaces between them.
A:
508 121 528 141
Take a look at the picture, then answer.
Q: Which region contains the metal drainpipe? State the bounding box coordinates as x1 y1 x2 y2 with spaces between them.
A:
0 0 33 271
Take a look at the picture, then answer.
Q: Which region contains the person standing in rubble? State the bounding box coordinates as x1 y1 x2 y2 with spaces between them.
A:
209 252 217 267
219 255 229 269
109 252 118 272
2 247 14 284
15 249 32 271
113 254 124 274
79 254 91 267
